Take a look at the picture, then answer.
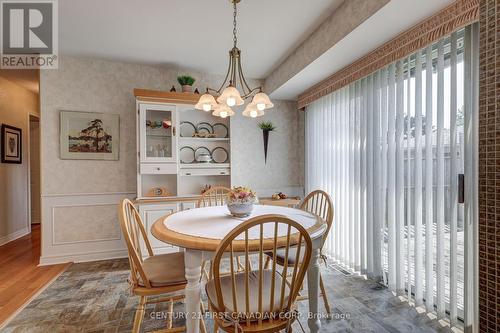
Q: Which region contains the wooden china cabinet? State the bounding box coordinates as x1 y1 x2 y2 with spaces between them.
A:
134 89 232 255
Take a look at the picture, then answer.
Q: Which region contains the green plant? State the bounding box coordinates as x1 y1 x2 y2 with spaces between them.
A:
258 121 276 131
177 75 196 86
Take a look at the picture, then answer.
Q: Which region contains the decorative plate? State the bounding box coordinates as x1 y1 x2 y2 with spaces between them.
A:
179 146 196 164
180 121 197 137
211 147 229 163
196 122 213 136
194 146 212 163
212 123 229 138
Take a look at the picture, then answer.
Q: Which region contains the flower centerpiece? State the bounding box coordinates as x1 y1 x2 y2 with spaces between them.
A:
227 186 256 217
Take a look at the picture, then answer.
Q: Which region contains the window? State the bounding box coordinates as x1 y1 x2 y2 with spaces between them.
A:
305 27 478 326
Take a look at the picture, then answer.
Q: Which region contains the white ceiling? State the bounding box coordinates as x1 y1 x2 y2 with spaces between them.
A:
59 0 343 79
270 0 455 100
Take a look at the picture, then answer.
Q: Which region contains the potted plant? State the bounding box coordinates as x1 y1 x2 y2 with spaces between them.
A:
227 186 257 217
177 75 196 93
258 121 276 163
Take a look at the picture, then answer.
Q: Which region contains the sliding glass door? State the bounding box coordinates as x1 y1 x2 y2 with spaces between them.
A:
305 26 478 328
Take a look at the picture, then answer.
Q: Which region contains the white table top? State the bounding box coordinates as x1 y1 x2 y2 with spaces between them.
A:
168 205 317 239
152 205 326 251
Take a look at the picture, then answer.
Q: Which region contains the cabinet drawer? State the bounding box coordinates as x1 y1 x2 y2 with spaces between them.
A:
180 168 230 177
140 163 177 174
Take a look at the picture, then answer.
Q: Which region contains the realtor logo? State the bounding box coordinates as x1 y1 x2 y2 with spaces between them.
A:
1 0 58 69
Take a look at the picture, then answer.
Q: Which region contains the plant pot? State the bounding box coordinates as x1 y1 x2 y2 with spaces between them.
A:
227 202 254 217
262 129 270 163
182 85 192 93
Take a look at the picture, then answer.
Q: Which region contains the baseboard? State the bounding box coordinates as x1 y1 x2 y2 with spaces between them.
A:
0 227 30 247
39 248 128 266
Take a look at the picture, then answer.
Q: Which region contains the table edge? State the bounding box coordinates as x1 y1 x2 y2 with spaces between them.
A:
151 207 327 252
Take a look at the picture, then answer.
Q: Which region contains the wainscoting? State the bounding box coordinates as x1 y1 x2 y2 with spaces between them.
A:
39 192 135 265
39 187 303 266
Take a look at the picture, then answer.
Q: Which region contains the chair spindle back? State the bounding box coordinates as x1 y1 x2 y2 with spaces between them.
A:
300 190 334 248
119 199 154 288
197 186 231 208
211 214 312 326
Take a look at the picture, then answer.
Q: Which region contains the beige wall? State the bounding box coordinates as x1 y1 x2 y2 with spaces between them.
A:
41 57 303 195
39 56 303 263
0 72 39 244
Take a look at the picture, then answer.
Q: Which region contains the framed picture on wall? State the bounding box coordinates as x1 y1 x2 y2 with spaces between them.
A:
1 124 22 164
60 111 120 160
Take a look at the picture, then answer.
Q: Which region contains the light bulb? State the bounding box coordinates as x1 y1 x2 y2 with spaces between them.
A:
226 97 236 107
250 110 258 118
220 111 228 118
202 104 211 112
257 103 266 111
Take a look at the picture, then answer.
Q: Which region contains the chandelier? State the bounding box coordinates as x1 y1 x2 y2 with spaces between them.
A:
195 0 273 118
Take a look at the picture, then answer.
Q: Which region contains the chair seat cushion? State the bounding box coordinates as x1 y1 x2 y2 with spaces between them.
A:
139 252 187 287
265 246 305 266
206 269 290 320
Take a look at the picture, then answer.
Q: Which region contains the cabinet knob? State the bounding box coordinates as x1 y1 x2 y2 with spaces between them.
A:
220 172 226 175
156 167 161 171
186 172 191 176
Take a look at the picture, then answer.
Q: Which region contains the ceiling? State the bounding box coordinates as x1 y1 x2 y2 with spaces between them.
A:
59 0 343 79
270 0 456 100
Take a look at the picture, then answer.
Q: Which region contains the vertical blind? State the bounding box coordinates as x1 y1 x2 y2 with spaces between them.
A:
305 28 476 324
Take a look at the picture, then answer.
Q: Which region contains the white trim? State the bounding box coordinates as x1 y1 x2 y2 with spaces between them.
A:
41 191 136 198
51 202 122 245
41 192 133 266
39 248 128 266
27 112 40 234
0 227 30 246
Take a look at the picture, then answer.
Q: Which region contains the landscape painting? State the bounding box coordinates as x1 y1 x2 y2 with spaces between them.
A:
60 111 119 160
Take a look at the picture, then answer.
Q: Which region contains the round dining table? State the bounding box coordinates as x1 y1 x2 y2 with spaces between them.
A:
152 204 327 333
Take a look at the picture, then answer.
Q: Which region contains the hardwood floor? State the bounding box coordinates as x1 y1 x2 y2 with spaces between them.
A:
0 225 70 327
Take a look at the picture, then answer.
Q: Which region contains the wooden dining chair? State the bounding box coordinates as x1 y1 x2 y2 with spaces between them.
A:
206 214 312 333
119 199 206 333
197 186 231 208
264 190 334 314
197 186 236 280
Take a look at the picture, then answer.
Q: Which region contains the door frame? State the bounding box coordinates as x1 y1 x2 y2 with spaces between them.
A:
26 112 40 233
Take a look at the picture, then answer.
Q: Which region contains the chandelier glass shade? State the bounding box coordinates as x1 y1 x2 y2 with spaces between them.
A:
242 103 265 118
195 93 218 112
212 104 235 118
195 0 273 118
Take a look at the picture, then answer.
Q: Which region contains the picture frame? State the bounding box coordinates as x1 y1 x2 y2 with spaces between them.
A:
60 111 120 160
1 124 22 164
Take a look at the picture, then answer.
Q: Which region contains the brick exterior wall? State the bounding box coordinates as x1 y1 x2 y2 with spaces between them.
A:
478 0 500 332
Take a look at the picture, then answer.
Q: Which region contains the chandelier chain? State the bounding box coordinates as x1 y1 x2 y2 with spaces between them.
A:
233 1 237 48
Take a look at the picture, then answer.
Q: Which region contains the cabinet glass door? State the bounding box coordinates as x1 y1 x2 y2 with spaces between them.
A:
140 104 176 163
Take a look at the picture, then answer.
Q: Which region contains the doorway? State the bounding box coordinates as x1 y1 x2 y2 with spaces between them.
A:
29 114 40 228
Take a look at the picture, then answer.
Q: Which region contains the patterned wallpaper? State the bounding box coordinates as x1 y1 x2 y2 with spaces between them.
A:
40 57 304 196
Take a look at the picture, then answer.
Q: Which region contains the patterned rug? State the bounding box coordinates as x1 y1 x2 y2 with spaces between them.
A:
2 258 454 333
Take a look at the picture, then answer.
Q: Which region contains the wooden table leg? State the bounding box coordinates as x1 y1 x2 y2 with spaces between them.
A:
307 247 321 333
185 249 203 333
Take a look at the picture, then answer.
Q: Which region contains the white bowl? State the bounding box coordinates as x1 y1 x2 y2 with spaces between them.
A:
227 202 254 217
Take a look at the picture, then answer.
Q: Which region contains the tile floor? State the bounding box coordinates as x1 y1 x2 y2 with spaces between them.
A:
2 258 456 333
